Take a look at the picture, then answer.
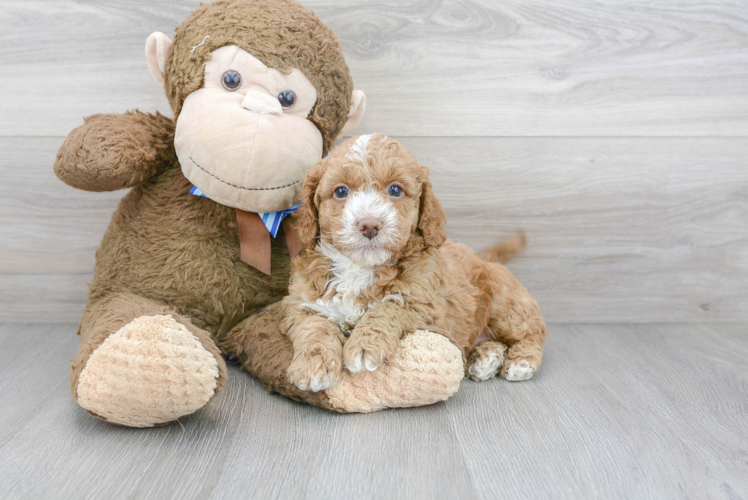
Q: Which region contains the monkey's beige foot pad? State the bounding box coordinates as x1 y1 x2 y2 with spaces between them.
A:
76 315 220 427
325 330 464 413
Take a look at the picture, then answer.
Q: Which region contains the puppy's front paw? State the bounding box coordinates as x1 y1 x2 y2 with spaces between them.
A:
343 326 399 373
287 345 343 392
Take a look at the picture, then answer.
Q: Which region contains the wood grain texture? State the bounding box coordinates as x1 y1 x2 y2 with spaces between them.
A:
447 323 748 499
3 136 746 323
0 0 747 137
0 323 745 499
1 0 746 322
2 1 746 497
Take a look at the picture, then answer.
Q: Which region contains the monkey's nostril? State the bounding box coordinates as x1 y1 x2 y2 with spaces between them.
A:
358 218 381 239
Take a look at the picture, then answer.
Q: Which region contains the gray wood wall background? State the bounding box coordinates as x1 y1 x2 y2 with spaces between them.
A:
1 0 746 323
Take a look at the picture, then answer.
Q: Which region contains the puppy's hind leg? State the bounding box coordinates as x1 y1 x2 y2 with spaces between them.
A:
493 306 546 381
466 339 507 381
480 263 547 382
501 335 544 381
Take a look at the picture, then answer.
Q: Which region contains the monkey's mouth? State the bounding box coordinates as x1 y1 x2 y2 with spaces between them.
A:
189 157 300 191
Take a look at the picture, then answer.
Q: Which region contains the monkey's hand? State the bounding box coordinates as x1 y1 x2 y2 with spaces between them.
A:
327 330 464 412
54 111 175 191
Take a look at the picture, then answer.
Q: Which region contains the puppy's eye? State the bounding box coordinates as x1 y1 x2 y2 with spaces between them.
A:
334 186 349 199
222 70 242 91
278 90 296 108
388 184 404 197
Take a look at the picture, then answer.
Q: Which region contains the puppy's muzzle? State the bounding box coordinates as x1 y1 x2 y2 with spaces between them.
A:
358 218 382 239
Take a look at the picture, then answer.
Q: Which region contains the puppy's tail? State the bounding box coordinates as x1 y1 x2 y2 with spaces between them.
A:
476 232 527 264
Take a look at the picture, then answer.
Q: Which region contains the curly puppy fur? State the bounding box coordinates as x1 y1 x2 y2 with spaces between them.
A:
282 134 547 391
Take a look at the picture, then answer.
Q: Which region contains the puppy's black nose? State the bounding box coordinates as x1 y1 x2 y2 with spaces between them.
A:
358 218 381 239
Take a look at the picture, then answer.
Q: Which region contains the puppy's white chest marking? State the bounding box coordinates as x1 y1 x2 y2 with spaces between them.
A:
306 295 367 335
302 242 379 333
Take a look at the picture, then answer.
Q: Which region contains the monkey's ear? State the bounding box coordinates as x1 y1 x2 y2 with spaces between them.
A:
339 91 367 135
295 162 325 249
145 32 173 88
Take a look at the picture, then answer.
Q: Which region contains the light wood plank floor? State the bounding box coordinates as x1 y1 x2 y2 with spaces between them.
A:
0 323 745 499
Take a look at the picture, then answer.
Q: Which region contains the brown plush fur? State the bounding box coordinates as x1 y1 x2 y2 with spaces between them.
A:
55 111 175 192
55 0 521 423
86 163 293 336
56 109 336 416
219 302 339 411
72 292 229 423
54 0 359 422
281 135 546 389
165 0 352 154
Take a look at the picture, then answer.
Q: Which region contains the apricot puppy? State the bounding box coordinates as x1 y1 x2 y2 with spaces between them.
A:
282 134 547 391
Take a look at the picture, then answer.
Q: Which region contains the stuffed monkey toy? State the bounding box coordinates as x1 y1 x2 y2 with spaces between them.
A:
54 0 464 427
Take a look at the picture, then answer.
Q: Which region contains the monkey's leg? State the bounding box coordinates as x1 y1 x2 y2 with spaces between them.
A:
219 302 338 410
72 293 228 427
221 303 464 413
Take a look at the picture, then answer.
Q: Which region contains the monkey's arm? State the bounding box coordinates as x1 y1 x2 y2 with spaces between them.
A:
54 111 176 191
221 302 464 414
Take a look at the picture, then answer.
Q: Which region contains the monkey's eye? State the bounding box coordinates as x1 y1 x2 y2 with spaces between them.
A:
334 186 349 199
388 184 404 197
278 90 296 108
222 70 242 91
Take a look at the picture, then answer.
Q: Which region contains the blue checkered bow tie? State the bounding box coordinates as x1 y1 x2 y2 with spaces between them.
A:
189 185 300 237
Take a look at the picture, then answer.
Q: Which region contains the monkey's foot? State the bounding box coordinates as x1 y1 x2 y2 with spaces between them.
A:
324 330 463 412
76 315 221 427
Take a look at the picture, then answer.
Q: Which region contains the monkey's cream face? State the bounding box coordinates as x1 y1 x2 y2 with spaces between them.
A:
175 45 323 213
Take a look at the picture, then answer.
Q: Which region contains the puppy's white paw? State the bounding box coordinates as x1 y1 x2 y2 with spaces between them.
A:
466 340 506 381
287 346 342 392
503 360 537 381
364 355 380 372
344 351 373 373
343 330 395 374
345 351 364 373
309 374 335 392
288 369 337 392
468 352 503 381
344 345 385 373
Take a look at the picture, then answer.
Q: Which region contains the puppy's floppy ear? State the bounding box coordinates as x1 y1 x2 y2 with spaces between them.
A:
295 162 325 249
417 165 447 248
